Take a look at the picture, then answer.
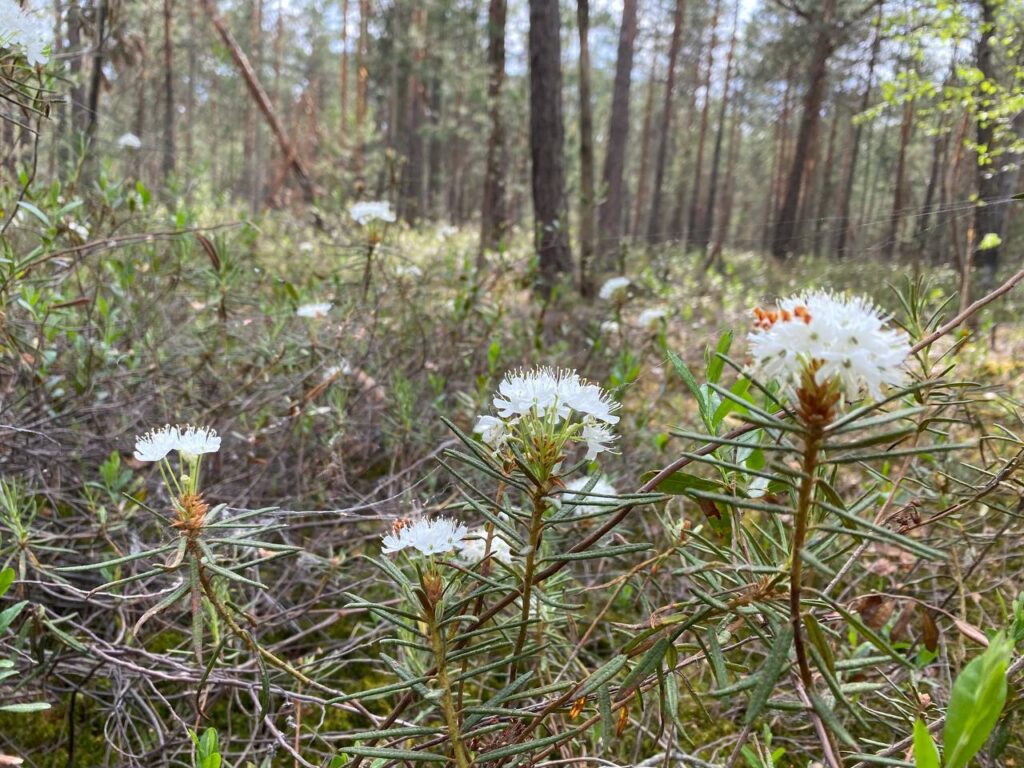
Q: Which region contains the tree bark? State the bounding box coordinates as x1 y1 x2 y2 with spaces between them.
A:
695 0 734 257
162 0 176 181
577 0 596 294
811 104 840 258
883 96 914 260
596 0 638 262
771 0 836 260
201 0 316 202
479 0 508 254
833 8 881 258
528 0 573 292
339 0 349 143
631 44 659 240
354 0 370 193
645 0 686 243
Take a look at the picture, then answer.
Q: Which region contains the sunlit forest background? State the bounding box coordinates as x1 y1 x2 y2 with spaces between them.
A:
2 0 1024 766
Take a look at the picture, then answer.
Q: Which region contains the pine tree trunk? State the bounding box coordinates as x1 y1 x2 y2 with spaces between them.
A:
479 0 508 253
354 0 370 194
528 0 573 292
631 46 659 240
695 0 733 257
833 9 880 258
770 0 836 260
708 94 742 268
201 0 316 202
596 0 638 263
811 106 840 258
577 0 596 294
162 0 176 181
883 97 914 260
339 0 349 144
645 0 686 243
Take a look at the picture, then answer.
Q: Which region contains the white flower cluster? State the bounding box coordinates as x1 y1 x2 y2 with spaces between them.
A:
636 307 667 331
0 0 50 65
458 528 513 564
349 200 397 226
598 276 630 301
134 424 221 462
117 133 142 150
296 302 332 319
747 291 911 400
474 367 619 461
562 475 619 517
381 516 468 556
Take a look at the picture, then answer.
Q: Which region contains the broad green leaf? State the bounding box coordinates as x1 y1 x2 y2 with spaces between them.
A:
914 719 940 768
943 633 1012 768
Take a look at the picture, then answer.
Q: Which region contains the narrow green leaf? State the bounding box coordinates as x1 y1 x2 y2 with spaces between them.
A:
913 719 940 768
744 625 793 725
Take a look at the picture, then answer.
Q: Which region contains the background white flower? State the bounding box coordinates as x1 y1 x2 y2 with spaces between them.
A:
175 425 221 458
134 425 181 462
598 276 630 301
637 307 667 331
350 201 397 225
474 415 507 449
747 291 910 400
458 529 513 564
117 133 142 150
296 302 332 319
0 0 51 65
381 516 468 556
562 476 619 517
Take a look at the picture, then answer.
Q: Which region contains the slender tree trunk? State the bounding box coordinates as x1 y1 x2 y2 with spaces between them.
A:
339 0 349 143
479 0 508 254
771 0 836 260
973 0 1011 290
833 9 881 258
695 0 734 257
201 0 316 201
528 0 573 291
403 7 427 222
577 0 596 294
596 0 638 263
185 0 197 181
354 0 369 194
883 96 914 260
763 65 793 250
915 126 948 257
812 105 840 257
631 45 660 240
84 0 108 142
645 0 686 243
707 94 742 268
162 0 176 181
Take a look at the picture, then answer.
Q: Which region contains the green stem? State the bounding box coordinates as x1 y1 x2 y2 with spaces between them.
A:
510 489 545 681
791 421 823 690
427 609 471 768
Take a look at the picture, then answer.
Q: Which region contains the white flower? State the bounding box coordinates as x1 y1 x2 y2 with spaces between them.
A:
323 360 353 380
458 529 513 564
747 291 911 400
298 241 314 253
600 320 620 336
116 132 142 150
437 224 458 240
492 367 619 425
474 415 507 450
296 302 332 319
381 516 468 556
598 276 630 301
581 419 616 460
175 425 221 459
134 425 181 462
350 200 396 226
133 424 220 462
0 0 50 65
637 307 667 331
563 476 619 517
395 263 423 278
67 220 89 239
